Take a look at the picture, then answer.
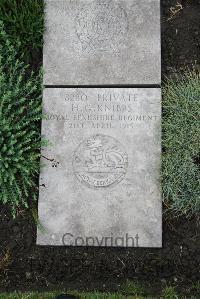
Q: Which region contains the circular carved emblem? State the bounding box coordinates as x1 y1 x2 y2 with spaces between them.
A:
73 134 128 188
75 1 129 52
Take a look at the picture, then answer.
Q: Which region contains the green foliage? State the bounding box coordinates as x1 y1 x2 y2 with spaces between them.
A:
121 280 144 296
0 0 44 64
0 290 198 299
0 21 43 216
80 293 136 299
190 280 200 293
161 286 179 299
162 71 200 216
0 293 142 299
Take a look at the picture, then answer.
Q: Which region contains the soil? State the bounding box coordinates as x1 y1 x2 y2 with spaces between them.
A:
0 0 200 296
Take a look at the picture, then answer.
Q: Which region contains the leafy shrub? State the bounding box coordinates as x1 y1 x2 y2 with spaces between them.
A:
0 0 44 65
0 22 43 216
162 71 200 216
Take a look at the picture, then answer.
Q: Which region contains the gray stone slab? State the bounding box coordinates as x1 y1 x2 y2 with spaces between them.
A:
44 0 161 85
37 88 162 247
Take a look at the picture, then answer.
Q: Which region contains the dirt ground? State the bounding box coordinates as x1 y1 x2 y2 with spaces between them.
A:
0 0 200 296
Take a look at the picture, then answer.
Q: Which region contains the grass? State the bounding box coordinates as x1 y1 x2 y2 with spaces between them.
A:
0 294 133 299
0 0 44 65
0 292 198 299
190 281 200 293
0 21 44 216
162 71 200 216
120 280 144 296
161 286 179 299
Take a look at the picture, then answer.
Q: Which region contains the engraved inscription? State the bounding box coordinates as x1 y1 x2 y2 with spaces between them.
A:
73 134 128 188
75 1 129 52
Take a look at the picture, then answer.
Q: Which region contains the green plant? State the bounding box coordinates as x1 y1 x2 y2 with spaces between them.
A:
0 21 43 216
121 280 144 296
190 280 200 293
0 0 44 65
0 293 141 299
162 71 200 216
161 286 179 299
0 291 198 298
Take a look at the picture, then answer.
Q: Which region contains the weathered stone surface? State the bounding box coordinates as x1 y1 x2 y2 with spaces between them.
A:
43 0 161 85
37 88 162 247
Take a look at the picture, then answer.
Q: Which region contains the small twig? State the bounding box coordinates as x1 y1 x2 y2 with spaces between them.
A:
167 3 183 21
41 155 54 162
117 256 126 268
0 249 12 272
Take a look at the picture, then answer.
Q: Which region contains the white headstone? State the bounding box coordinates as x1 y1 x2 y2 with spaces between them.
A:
43 0 161 85
37 88 162 247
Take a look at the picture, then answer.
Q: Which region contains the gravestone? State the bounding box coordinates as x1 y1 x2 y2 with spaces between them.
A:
43 0 161 85
37 88 162 247
37 0 162 247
